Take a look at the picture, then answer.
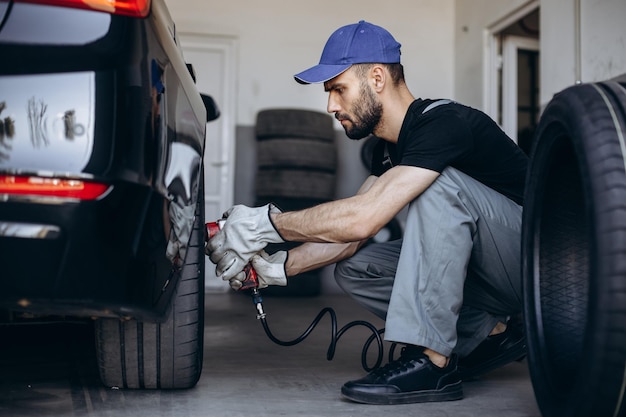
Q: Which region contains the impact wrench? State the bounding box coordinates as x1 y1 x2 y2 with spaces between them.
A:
206 220 397 371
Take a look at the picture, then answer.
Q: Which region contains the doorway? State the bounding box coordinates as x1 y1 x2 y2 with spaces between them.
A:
484 3 540 154
503 35 539 154
179 34 238 291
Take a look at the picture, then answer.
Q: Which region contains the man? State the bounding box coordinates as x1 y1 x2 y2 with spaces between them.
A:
207 20 528 405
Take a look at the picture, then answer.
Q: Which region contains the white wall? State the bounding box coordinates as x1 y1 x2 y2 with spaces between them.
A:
166 0 626 124
580 0 626 82
166 0 625 294
541 0 626 105
164 0 454 294
454 0 626 110
165 0 455 126
454 0 530 109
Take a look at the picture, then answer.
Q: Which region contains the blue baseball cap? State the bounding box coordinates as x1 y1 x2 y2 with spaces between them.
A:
294 20 401 84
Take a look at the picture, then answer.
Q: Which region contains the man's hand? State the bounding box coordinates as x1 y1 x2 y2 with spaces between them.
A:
206 203 284 281
251 250 288 288
228 250 288 290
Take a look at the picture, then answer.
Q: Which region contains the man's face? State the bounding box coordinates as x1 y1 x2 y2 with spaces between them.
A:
324 68 382 140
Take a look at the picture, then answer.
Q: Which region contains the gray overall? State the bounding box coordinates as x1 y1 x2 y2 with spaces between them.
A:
334 102 523 357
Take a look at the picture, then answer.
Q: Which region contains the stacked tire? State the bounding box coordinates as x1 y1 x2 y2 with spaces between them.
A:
522 80 626 417
255 108 337 295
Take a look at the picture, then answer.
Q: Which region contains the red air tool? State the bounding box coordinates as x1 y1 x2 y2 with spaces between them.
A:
205 220 260 291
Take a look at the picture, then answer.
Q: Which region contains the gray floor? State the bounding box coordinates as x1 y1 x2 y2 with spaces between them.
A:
0 292 541 417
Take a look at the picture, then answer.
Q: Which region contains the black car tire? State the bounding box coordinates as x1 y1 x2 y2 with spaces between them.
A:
254 109 337 202
95 175 206 390
257 138 337 172
360 135 379 172
522 81 626 417
255 169 336 201
255 108 335 141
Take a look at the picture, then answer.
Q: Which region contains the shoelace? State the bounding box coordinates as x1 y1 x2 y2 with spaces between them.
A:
372 347 428 379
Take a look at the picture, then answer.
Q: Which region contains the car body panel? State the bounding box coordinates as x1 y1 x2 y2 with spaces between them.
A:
0 1 10 25
0 0 209 321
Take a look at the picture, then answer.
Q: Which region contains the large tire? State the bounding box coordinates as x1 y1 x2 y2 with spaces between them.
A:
257 138 337 172
360 135 380 172
254 109 336 297
256 108 335 141
368 217 403 245
255 196 323 297
522 81 626 417
254 109 338 202
94 176 205 390
255 169 336 201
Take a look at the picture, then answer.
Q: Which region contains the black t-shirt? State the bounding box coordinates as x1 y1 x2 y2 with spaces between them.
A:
370 99 528 205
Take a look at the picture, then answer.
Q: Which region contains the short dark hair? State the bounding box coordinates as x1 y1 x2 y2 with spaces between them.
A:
352 63 405 86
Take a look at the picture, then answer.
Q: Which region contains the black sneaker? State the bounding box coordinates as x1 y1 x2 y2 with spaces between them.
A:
341 345 463 405
457 317 527 381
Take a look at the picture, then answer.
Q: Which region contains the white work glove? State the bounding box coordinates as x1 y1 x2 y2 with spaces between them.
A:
228 250 288 290
206 203 284 281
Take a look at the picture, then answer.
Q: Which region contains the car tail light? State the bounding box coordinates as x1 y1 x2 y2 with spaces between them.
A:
15 0 151 17
0 175 110 200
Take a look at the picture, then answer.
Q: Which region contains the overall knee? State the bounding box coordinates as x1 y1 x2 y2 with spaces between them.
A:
334 258 352 290
334 257 364 293
418 168 461 205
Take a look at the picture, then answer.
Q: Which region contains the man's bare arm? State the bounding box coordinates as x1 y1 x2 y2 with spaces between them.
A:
285 240 365 276
280 174 378 276
272 165 440 244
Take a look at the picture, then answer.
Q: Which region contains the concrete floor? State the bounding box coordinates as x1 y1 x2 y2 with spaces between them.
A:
0 292 541 417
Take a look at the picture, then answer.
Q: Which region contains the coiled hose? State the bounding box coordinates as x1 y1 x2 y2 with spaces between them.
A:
251 289 398 372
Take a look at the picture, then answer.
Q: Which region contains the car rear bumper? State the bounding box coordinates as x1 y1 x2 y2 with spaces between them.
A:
0 180 178 321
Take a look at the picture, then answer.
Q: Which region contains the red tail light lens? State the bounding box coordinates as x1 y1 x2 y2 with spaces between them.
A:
0 176 110 200
15 0 151 17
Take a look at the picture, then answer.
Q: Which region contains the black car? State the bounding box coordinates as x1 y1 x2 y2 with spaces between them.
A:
0 0 218 389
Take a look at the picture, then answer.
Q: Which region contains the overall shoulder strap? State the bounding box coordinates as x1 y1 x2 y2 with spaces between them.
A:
382 99 455 169
422 99 454 114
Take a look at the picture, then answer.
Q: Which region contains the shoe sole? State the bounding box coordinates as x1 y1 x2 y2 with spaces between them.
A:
458 337 527 381
341 381 463 405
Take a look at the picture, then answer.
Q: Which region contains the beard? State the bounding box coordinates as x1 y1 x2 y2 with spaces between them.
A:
336 82 383 140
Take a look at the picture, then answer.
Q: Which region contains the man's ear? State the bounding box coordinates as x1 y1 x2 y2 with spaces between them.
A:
370 65 386 92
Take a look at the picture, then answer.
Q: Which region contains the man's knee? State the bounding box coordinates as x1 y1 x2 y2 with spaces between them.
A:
334 257 358 292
